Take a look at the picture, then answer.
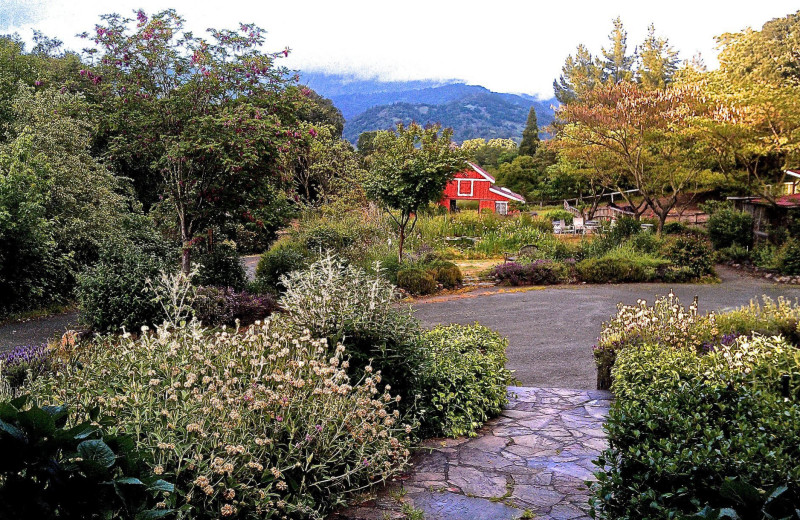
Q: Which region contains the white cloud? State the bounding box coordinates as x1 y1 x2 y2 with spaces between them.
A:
1 0 797 97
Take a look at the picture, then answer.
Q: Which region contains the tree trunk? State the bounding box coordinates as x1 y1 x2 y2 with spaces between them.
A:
397 223 405 263
180 220 192 275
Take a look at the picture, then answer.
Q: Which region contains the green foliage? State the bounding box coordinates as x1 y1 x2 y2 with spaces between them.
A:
396 268 438 295
415 324 512 437
28 321 410 519
663 233 715 278
661 221 688 234
193 243 247 290
365 123 465 260
76 241 170 332
518 107 540 157
777 238 800 275
0 135 72 314
84 10 302 271
715 243 752 264
707 207 754 249
592 336 800 519
715 296 800 346
433 262 463 288
253 240 309 293
575 257 648 283
0 395 173 520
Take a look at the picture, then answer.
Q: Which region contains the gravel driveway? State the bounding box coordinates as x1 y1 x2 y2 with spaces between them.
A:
412 266 800 389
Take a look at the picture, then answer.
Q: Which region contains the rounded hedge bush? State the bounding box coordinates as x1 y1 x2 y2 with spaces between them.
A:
77 242 169 332
193 243 247 290
396 268 438 295
664 234 714 278
707 207 754 250
575 257 647 283
254 241 308 292
433 262 463 289
777 238 800 275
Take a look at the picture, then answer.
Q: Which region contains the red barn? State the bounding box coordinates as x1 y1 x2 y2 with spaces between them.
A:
439 162 525 214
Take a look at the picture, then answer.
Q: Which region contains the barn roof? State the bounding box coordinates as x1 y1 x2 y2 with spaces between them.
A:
489 185 526 202
466 162 496 182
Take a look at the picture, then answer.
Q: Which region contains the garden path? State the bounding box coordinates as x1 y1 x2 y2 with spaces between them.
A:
334 387 612 520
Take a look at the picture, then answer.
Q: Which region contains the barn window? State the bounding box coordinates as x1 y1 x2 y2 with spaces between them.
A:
457 180 473 196
495 201 508 215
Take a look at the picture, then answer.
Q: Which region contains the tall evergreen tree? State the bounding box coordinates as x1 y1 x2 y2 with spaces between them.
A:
519 107 540 157
601 17 634 84
553 44 601 104
637 24 679 90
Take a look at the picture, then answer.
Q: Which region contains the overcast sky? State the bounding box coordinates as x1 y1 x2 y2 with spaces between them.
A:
2 1 797 98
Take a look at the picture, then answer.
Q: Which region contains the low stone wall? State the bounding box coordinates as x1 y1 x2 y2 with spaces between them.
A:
725 263 800 285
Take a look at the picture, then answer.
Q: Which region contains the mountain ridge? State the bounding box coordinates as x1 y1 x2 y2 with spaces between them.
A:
298 71 557 143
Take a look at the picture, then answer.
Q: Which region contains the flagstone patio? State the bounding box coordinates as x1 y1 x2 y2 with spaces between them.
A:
333 387 613 520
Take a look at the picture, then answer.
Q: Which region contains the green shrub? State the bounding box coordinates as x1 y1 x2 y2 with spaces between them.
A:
543 208 574 225
575 257 648 284
753 242 780 270
716 243 752 264
777 238 800 275
397 268 438 295
0 394 173 520
254 240 308 292
707 207 754 249
76 241 169 332
433 262 463 288
194 242 247 290
661 221 688 234
608 216 642 242
415 324 512 437
29 322 410 519
592 337 800 519
663 233 715 278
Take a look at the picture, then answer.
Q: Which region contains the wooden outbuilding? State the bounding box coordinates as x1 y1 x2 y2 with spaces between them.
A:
439 162 525 214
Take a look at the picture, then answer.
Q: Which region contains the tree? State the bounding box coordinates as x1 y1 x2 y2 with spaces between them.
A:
7 86 130 265
295 87 345 138
83 10 302 272
553 44 601 104
283 123 366 207
555 82 716 232
601 17 635 84
461 138 517 170
519 107 540 157
365 123 464 261
637 24 679 90
356 131 379 156
683 11 800 203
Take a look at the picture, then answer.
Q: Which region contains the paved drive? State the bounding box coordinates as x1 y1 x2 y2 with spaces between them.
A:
412 266 800 388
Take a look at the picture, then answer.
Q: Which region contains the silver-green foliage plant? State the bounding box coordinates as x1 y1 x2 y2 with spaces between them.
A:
29 321 410 519
279 255 422 409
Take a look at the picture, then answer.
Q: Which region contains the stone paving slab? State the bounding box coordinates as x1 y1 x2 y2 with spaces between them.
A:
332 387 612 520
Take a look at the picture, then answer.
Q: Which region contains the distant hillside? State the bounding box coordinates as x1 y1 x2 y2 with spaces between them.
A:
299 71 557 144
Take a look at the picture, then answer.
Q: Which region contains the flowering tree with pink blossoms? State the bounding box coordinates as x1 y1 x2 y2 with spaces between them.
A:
81 9 305 272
